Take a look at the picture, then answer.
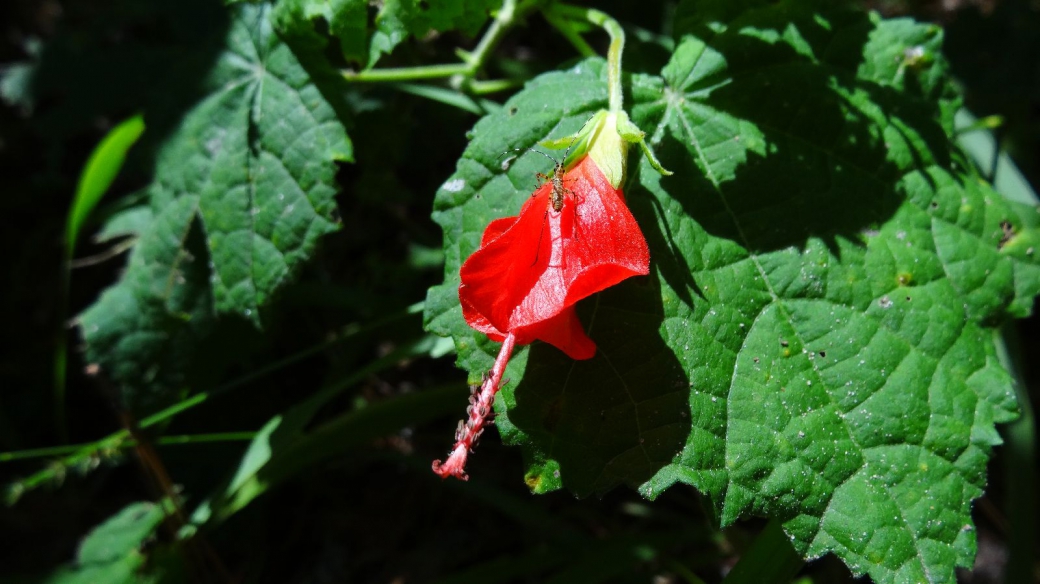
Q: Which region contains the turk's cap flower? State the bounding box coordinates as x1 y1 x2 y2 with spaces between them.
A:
459 153 648 359
436 107 670 480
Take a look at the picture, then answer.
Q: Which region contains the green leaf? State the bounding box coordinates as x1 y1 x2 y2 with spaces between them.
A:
41 502 167 584
79 3 351 411
95 206 155 243
368 0 498 67
77 502 167 564
65 115 145 255
425 4 1040 583
272 0 497 69
271 0 368 64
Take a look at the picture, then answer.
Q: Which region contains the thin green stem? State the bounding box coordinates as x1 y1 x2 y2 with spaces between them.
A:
468 78 524 95
1 442 100 462
0 433 257 462
542 11 597 59
462 0 520 73
344 63 469 83
153 432 256 445
544 4 626 113
2 302 424 496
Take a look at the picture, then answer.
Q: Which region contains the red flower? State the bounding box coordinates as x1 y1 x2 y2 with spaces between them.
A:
434 109 668 480
458 154 649 359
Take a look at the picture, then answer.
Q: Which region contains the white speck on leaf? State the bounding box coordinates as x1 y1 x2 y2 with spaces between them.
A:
442 178 466 192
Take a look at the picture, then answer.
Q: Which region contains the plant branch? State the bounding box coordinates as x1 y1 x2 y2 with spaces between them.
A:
343 0 540 93
544 4 626 112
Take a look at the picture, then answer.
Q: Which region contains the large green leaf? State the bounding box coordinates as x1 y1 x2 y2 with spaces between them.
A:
79 4 352 411
424 4 1040 583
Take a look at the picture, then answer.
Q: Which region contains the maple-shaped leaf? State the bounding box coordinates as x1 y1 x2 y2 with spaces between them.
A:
79 4 351 412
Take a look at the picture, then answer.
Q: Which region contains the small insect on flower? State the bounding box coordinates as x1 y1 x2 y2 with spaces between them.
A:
504 147 575 213
537 158 570 212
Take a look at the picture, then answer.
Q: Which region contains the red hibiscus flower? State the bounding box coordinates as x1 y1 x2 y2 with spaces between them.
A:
433 109 669 480
458 152 649 360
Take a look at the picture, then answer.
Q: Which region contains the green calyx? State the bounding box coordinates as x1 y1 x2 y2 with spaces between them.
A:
540 109 671 189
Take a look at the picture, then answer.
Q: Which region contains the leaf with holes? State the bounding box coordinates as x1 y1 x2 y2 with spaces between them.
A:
424 3 1040 583
79 3 351 412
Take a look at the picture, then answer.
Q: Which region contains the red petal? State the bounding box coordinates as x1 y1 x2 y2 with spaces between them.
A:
458 155 649 358
520 307 596 360
480 216 516 246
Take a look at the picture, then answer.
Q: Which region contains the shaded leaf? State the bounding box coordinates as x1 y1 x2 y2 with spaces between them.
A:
272 0 368 64
369 0 498 67
41 502 166 584
79 3 351 412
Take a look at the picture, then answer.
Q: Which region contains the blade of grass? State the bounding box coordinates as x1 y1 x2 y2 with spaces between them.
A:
65 115 146 251
56 114 146 442
721 519 803 584
955 109 1038 205
393 83 485 114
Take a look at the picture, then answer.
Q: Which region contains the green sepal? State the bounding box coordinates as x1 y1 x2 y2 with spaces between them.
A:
617 112 672 176
540 109 672 188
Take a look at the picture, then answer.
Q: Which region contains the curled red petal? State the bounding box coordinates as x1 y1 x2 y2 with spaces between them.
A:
458 155 649 358
520 307 596 360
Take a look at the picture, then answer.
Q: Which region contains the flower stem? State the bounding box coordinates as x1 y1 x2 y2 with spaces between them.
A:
432 333 517 480
544 4 626 113
542 10 598 58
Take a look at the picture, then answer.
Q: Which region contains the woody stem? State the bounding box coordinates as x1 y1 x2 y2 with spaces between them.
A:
544 4 625 113
431 332 516 480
